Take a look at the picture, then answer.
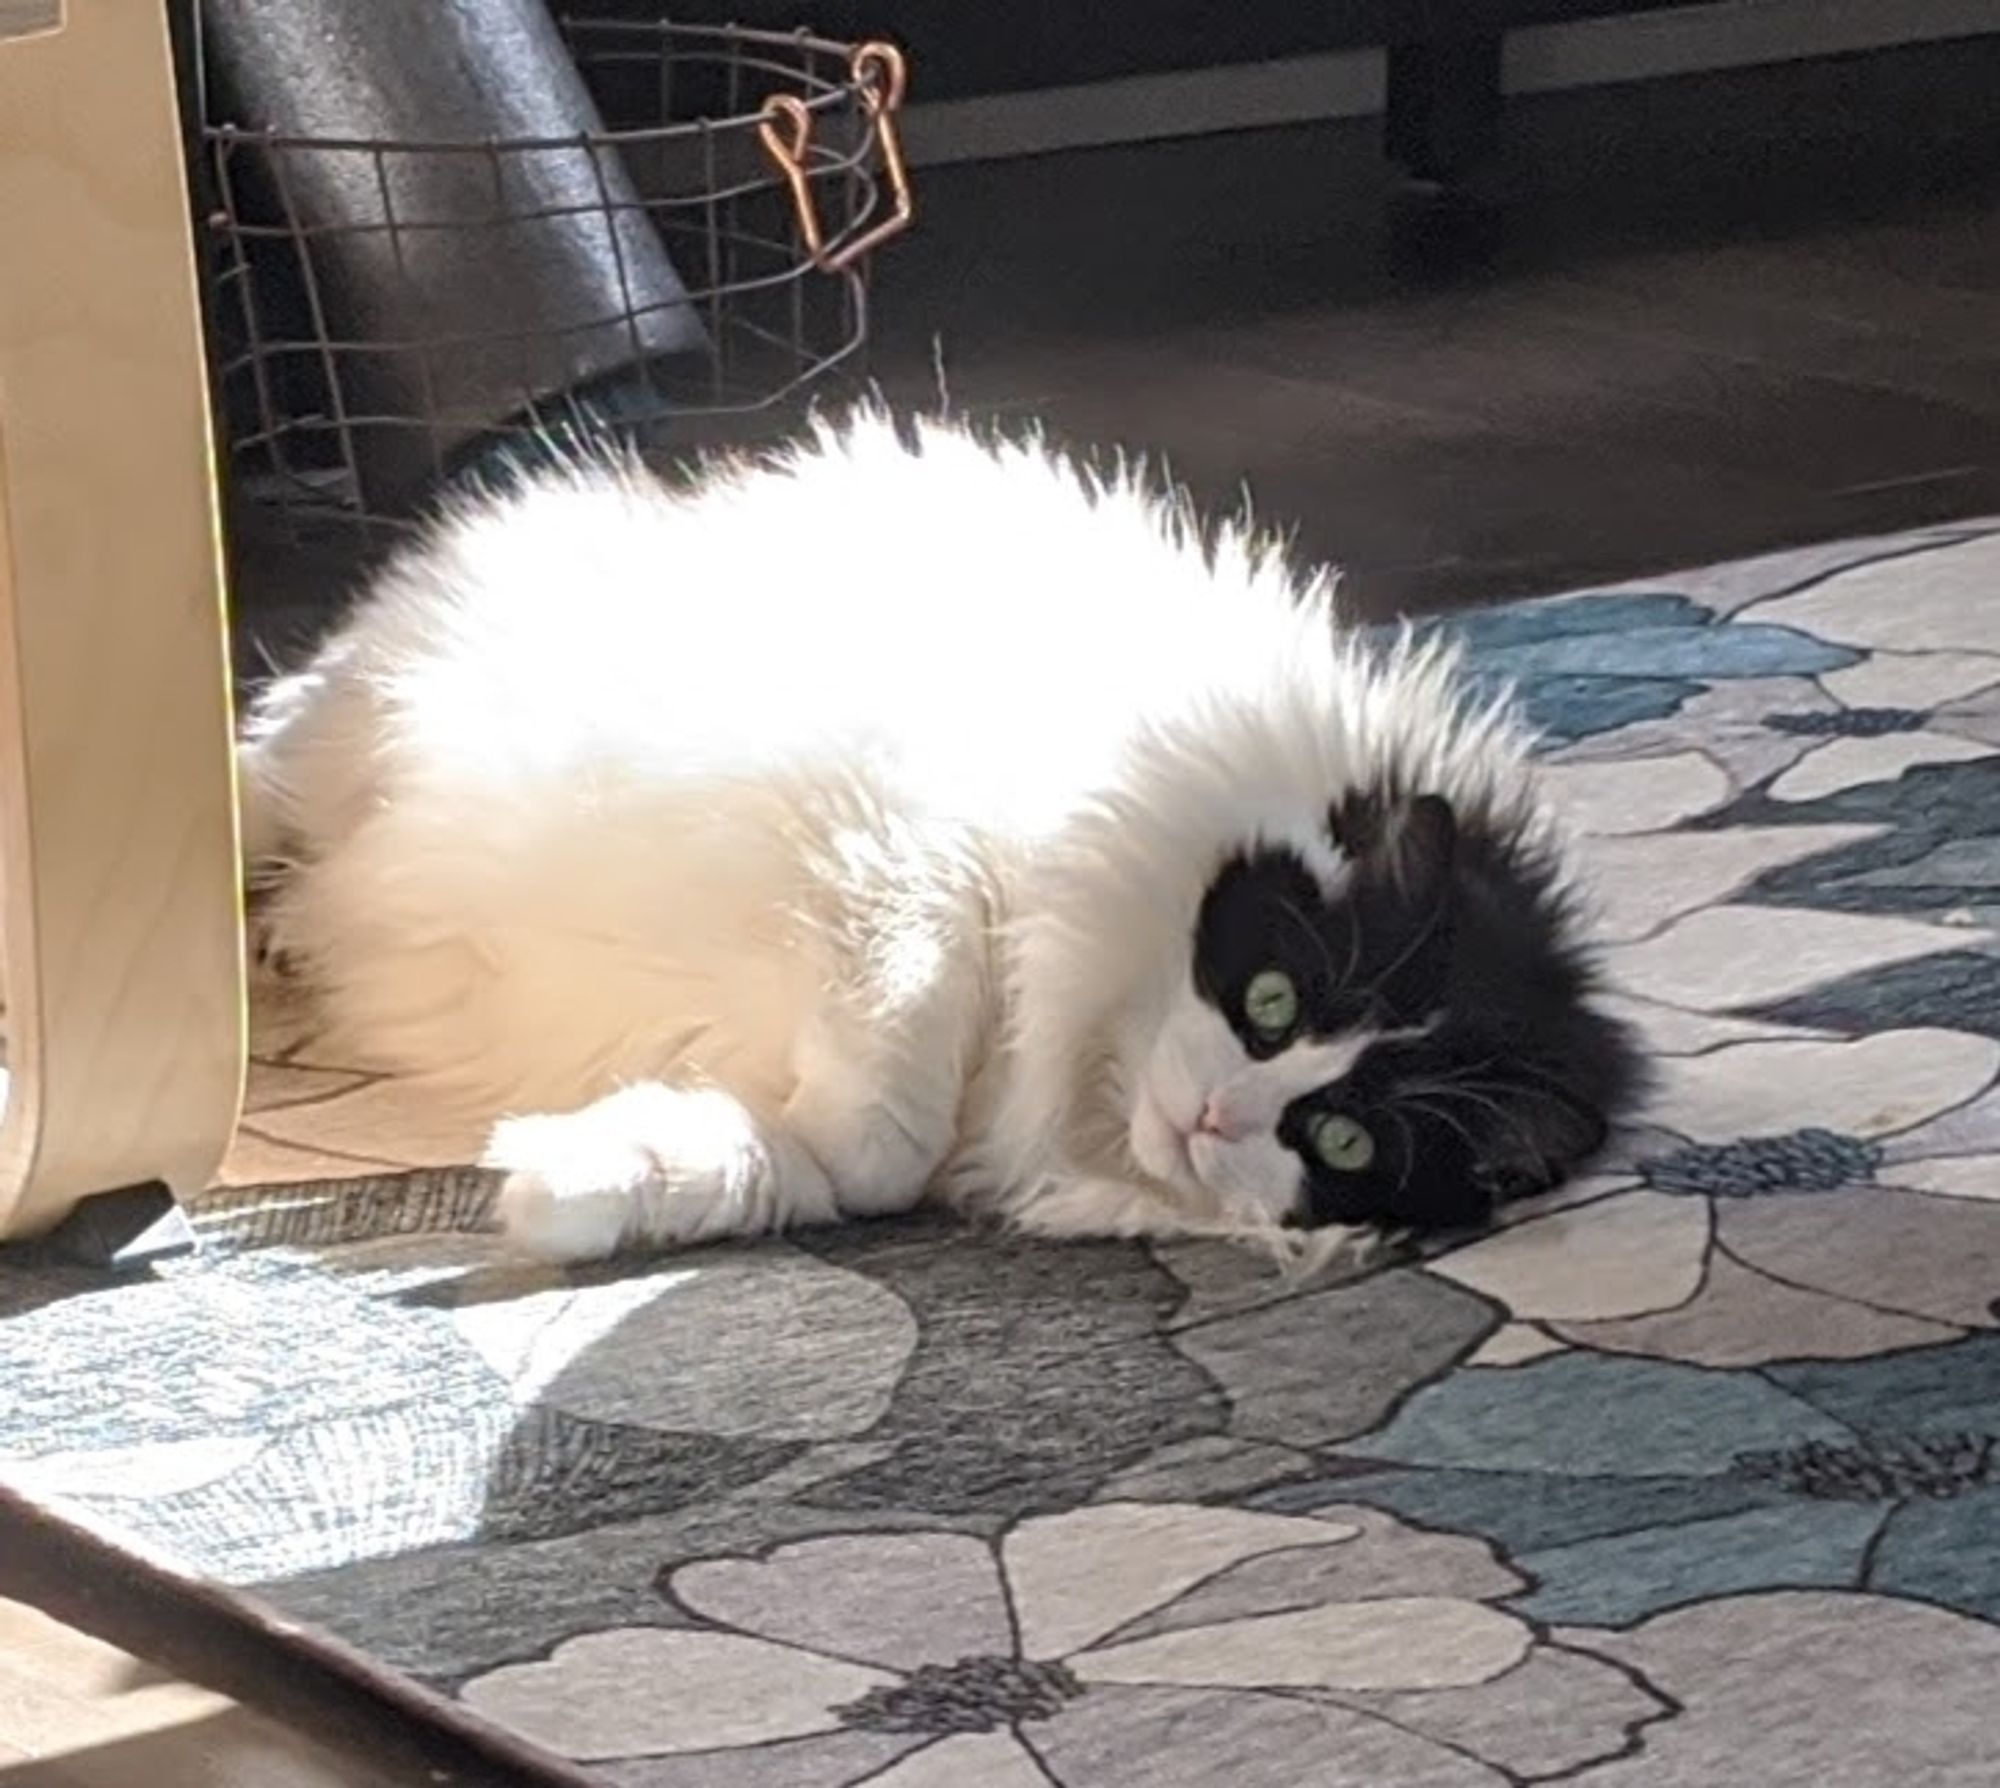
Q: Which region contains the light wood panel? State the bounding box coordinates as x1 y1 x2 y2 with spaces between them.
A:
0 1595 405 1785
0 0 245 1239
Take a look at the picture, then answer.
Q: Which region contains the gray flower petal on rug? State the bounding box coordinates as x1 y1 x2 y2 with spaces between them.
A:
1745 529 2000 658
673 1531 1011 1672
1935 680 2000 750
1828 649 2000 716
1429 1191 1710 1324
454 1245 917 1441
1883 1081 2000 1163
461 1627 900 1761
1556 1243 1961 1366
1030 1685 1511 1787
1101 1505 1523 1644
1579 824 1880 945
1538 751 1733 836
1652 526 1998 620
1602 904 1965 1011
1151 1235 1318 1327
1557 1591 2000 1787
1465 1323 1570 1366
997 1503 1360 1660
1079 1594 1522 1718
1881 1151 2000 1202
1591 994 1825 1056
1093 1435 1317 1504
593 1728 925 1788
1716 1187 2000 1331
1341 1645 1673 1781
1650 1028 2000 1145
1770 731 1993 803
1169 1267 1496 1447
793 1223 1225 1515
863 1730 1056 1786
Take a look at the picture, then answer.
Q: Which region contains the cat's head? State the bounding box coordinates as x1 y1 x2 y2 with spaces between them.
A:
1116 786 1642 1236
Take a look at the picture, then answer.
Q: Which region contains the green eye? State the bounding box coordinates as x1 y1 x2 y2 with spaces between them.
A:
1242 968 1299 1040
1310 1113 1376 1173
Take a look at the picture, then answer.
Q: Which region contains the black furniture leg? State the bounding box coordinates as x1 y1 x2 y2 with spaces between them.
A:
1385 32 1505 188
39 1182 198 1271
1384 33 1505 275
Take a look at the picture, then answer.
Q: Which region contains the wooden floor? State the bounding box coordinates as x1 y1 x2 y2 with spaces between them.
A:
18 29 2000 1788
0 1598 400 1787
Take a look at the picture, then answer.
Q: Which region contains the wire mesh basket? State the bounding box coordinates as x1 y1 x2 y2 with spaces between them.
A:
189 11 912 538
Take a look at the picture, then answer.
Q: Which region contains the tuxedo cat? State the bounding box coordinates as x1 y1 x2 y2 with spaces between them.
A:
240 410 1640 1264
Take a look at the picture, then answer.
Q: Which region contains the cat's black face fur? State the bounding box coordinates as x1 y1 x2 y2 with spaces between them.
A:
1192 791 1643 1236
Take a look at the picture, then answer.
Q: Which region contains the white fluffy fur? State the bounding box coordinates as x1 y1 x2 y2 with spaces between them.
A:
241 410 1536 1265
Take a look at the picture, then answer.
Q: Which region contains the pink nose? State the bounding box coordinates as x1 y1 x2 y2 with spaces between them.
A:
1195 1097 1245 1142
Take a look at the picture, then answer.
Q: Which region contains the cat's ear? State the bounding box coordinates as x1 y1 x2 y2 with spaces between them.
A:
1334 791 1457 1016
1468 1068 1609 1206
1331 790 1457 909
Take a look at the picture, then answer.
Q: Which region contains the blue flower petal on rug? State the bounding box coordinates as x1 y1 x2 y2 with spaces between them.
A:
1765 1331 2000 1437
1377 604 1699 741
1474 622 1860 683
1512 1500 1885 1626
1324 1351 1851 1478
1696 755 2000 920
1386 589 1862 746
1429 590 1716 650
1865 1484 2000 1622
1254 1336 2000 1628
1487 674 1704 747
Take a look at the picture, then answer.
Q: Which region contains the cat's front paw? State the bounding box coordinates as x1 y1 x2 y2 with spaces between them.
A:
485 1109 652 1263
482 1081 839 1264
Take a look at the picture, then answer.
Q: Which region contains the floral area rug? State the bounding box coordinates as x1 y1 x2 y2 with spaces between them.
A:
4 520 2000 1786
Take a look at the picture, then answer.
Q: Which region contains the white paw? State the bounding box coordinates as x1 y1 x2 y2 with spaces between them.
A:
482 1082 826 1263
485 1108 657 1263
782 1032 949 1219
783 1093 938 1218
491 1168 631 1263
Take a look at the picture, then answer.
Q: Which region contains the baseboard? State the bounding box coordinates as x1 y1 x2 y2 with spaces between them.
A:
901 0 2000 166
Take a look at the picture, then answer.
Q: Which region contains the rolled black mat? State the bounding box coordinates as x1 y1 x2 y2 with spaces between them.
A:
202 0 709 509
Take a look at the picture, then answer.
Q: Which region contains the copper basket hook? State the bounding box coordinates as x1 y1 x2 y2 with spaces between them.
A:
761 39 913 274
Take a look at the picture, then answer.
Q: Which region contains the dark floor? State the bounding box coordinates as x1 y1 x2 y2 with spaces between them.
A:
858 33 2000 622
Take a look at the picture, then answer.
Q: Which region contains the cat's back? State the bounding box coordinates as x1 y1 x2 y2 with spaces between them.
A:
347 410 1318 807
